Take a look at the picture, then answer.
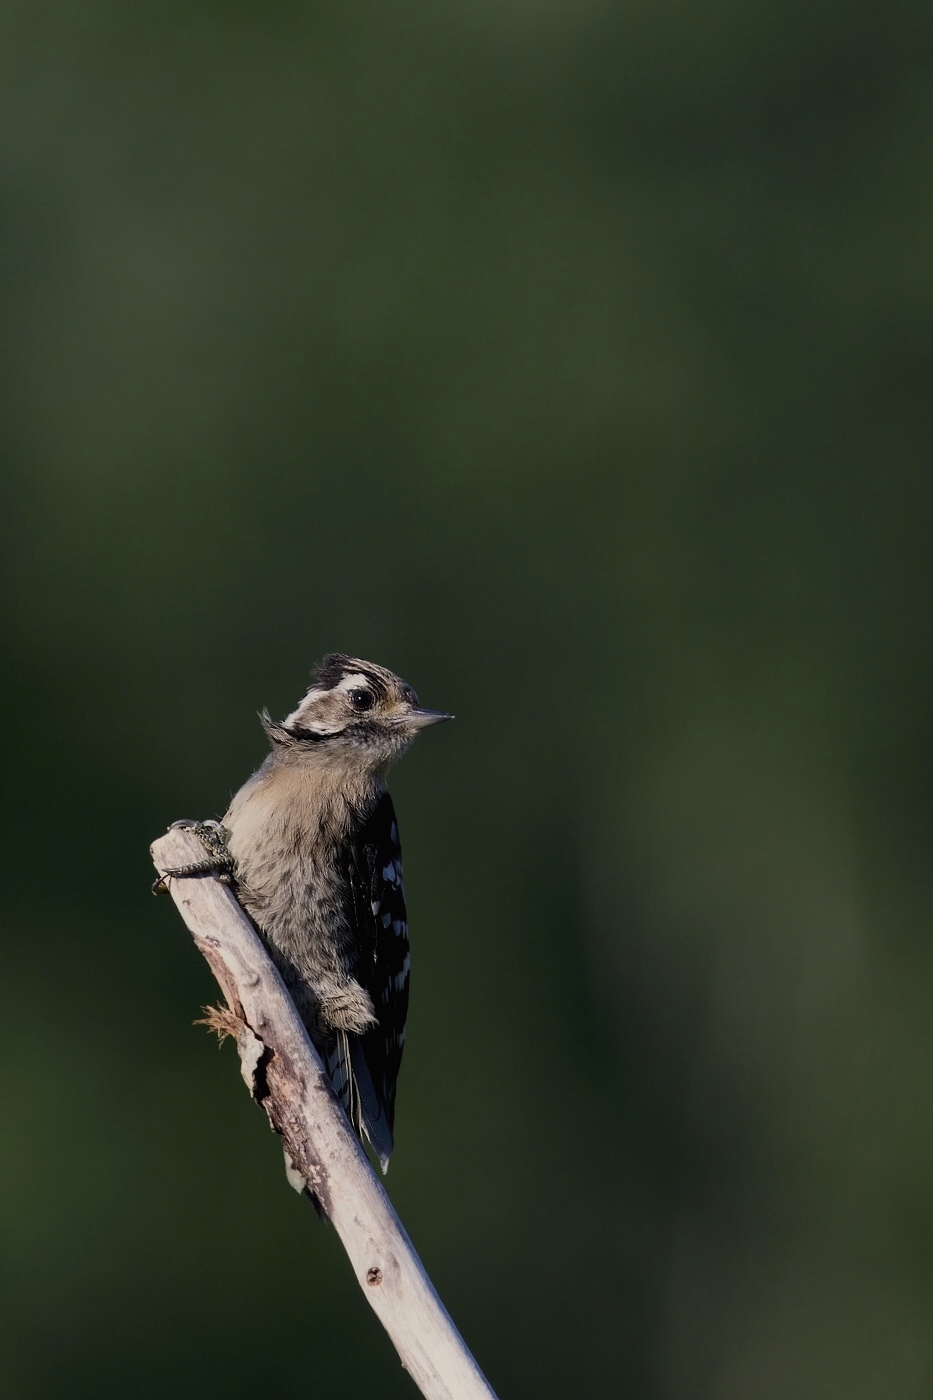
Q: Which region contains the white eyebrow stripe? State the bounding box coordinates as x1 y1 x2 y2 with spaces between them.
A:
281 710 343 733
282 688 325 729
280 674 375 733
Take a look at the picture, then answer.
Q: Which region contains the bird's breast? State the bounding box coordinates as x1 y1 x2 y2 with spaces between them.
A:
222 761 370 943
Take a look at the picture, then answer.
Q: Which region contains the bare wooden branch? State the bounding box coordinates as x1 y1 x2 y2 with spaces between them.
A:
151 825 497 1400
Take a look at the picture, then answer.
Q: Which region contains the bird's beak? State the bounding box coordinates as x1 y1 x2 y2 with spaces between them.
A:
404 707 454 730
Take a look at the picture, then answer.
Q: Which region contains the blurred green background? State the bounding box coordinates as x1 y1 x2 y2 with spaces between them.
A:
2 1 932 1396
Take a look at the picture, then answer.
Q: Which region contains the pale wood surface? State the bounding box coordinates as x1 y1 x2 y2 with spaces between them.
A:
151 825 497 1400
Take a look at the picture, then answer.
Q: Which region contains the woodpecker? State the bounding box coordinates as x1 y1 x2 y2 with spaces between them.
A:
158 655 452 1172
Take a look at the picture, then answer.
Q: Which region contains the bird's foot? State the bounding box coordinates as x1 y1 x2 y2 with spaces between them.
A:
152 819 236 894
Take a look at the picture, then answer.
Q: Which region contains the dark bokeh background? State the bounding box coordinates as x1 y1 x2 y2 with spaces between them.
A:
2 2 932 1396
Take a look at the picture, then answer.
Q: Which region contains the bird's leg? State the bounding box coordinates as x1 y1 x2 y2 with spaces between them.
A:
152 819 236 894
317 981 377 1034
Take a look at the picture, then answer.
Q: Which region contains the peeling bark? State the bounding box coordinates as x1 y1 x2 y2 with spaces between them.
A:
151 825 497 1400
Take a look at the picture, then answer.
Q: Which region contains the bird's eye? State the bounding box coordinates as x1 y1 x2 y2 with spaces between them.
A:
348 688 375 712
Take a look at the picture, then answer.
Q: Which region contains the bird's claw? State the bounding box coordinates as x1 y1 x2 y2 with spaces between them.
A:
152 820 236 895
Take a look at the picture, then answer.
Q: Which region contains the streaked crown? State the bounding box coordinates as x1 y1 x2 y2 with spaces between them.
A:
262 654 451 769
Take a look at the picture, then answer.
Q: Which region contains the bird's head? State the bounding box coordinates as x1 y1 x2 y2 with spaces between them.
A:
262 654 452 774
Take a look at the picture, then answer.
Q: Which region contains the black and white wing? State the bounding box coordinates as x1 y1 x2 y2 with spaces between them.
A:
345 790 410 1171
